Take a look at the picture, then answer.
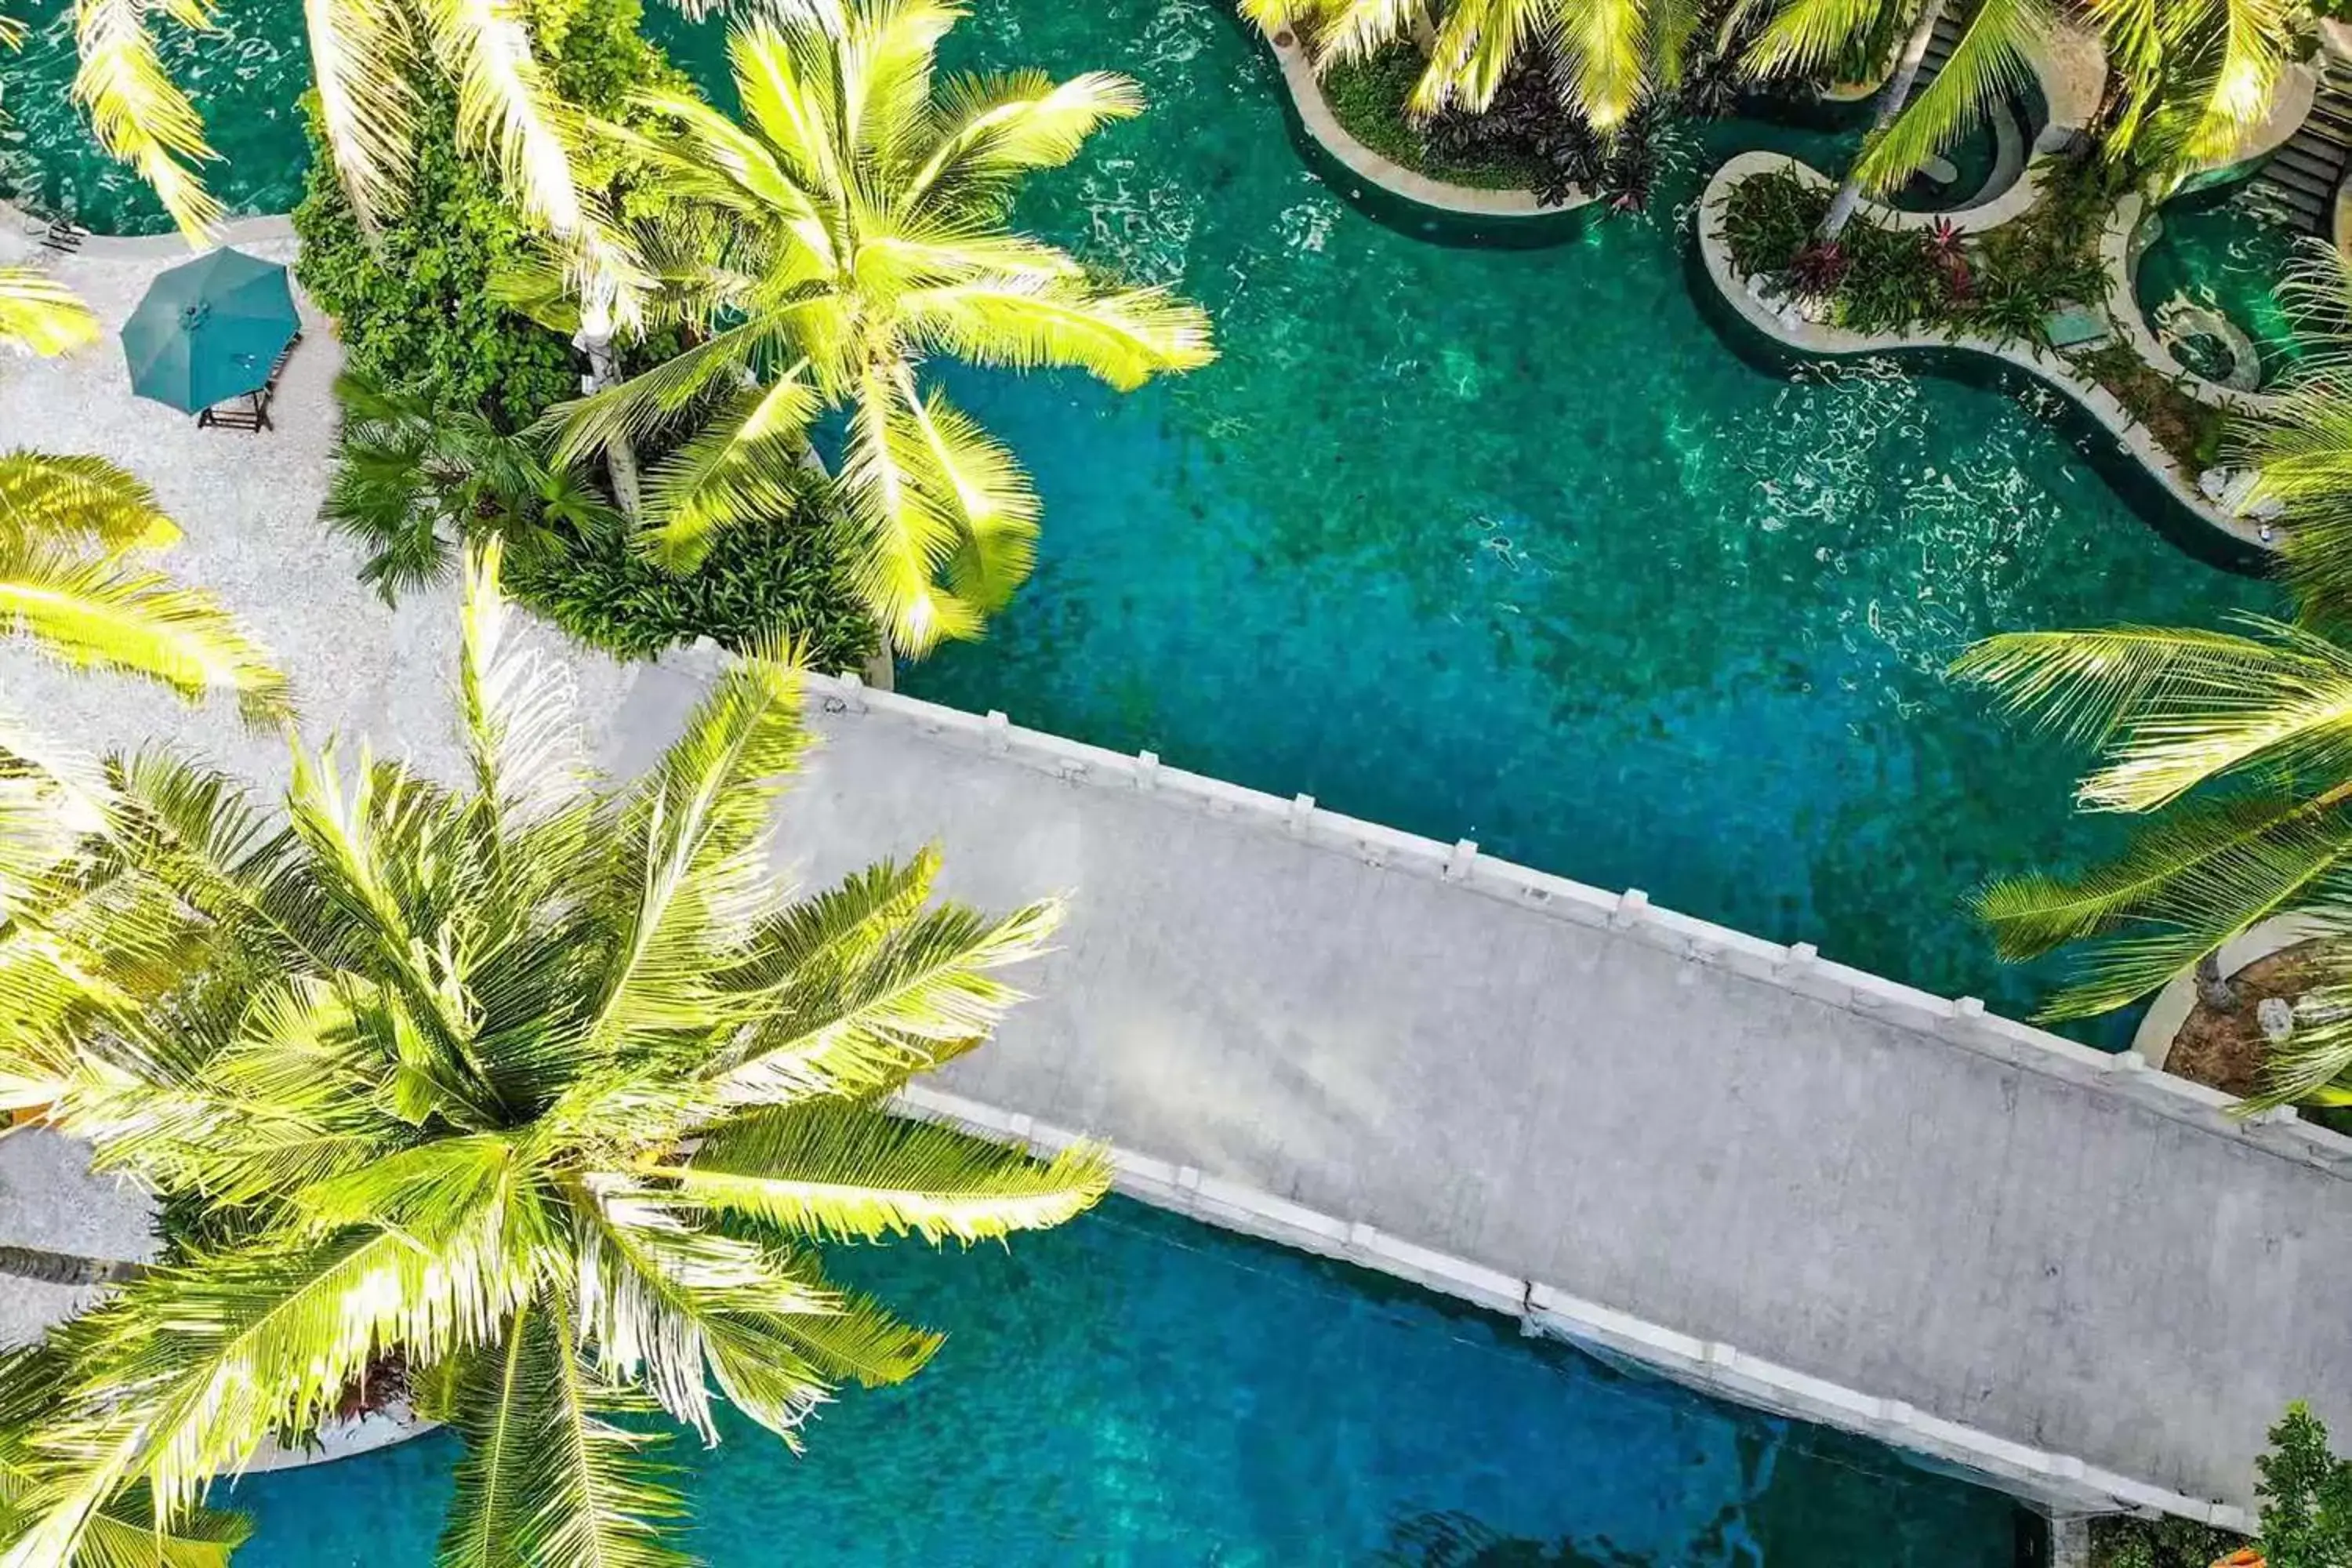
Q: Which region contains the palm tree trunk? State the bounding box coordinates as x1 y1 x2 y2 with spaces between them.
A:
2195 950 2241 1013
1818 0 1947 241
0 1244 147 1286
575 301 644 520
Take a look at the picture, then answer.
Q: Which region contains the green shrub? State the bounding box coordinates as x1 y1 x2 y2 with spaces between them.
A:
289 0 691 430
504 496 879 672
292 85 577 430
2088 1513 2245 1568
2255 1402 2352 1568
1317 45 1551 192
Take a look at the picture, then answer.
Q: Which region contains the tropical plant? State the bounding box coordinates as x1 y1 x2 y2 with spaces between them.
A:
1240 0 1705 132
2243 242 2352 615
0 543 1112 1567
1949 609 2352 1109
2091 0 2297 183
1744 0 2052 240
62 0 660 315
550 0 1216 655
324 368 621 602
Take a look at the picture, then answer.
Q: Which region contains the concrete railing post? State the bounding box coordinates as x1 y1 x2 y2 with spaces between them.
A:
1135 750 1160 791
1610 888 1650 928
1287 793 1315 836
984 710 1009 755
1445 838 1479 881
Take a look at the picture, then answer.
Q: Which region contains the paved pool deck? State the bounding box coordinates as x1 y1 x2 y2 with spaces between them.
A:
2 229 2348 1528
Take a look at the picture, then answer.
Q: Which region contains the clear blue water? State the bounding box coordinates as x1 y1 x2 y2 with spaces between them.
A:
226 1197 2029 1566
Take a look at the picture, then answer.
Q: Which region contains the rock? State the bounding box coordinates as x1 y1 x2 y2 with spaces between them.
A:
1920 153 1961 187
2259 996 2297 1044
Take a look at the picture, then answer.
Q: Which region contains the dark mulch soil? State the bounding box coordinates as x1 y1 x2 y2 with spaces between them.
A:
2167 941 2321 1098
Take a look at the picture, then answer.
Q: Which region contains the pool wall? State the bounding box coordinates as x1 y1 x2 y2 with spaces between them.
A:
783 658 2338 1536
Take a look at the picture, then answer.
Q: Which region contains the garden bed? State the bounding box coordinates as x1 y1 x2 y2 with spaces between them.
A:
1317 45 1550 193
2167 942 2321 1099
1720 162 2232 472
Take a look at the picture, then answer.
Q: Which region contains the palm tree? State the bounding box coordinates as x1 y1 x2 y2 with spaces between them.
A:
1744 0 2053 241
325 369 623 603
1951 618 2352 1110
1239 0 1704 132
0 542 1112 1567
550 0 1216 655
61 0 657 322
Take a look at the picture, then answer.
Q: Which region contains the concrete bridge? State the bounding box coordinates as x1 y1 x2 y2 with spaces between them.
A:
630 652 2349 1533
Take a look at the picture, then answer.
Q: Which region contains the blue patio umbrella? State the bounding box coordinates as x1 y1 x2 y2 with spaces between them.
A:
118 248 299 413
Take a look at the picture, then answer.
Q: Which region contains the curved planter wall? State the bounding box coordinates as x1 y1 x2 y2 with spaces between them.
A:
1697 151 2275 554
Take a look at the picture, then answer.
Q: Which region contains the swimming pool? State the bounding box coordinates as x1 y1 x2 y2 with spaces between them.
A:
2 0 2274 1025
222 1196 2031 1566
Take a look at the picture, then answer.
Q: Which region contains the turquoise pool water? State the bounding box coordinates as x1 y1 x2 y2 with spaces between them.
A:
2135 184 2310 385
224 1196 2031 1566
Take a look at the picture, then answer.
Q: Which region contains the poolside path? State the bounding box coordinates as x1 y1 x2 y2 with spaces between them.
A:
4 230 2350 1526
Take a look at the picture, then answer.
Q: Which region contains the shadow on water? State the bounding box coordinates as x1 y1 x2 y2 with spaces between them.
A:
1374 1510 1657 1566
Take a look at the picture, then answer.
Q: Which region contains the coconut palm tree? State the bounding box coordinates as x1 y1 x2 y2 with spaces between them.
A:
550 0 1216 655
1744 0 2053 241
1951 617 2352 1110
1239 0 1706 132
0 542 1112 1567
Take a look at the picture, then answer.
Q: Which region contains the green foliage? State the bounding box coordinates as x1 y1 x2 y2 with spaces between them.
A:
2088 1513 2245 1568
2074 341 2232 471
2256 1403 2352 1568
289 0 689 430
292 83 575 431
1318 45 1550 191
0 551 1109 1567
503 492 879 671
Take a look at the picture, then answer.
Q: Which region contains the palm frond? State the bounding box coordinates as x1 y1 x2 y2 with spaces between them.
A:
302 0 418 229
0 450 180 552
1855 0 2045 195
1416 0 1547 114
1743 0 1889 78
0 539 291 724
71 0 220 240
0 273 100 360
415 0 584 236
902 277 1216 390
439 1298 688 1568
708 895 1063 1101
666 1101 1112 1243
1951 618 2352 810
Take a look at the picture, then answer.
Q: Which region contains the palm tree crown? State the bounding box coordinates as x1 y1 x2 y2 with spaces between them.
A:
553 0 1216 655
0 544 1111 1567
1952 612 2352 1110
